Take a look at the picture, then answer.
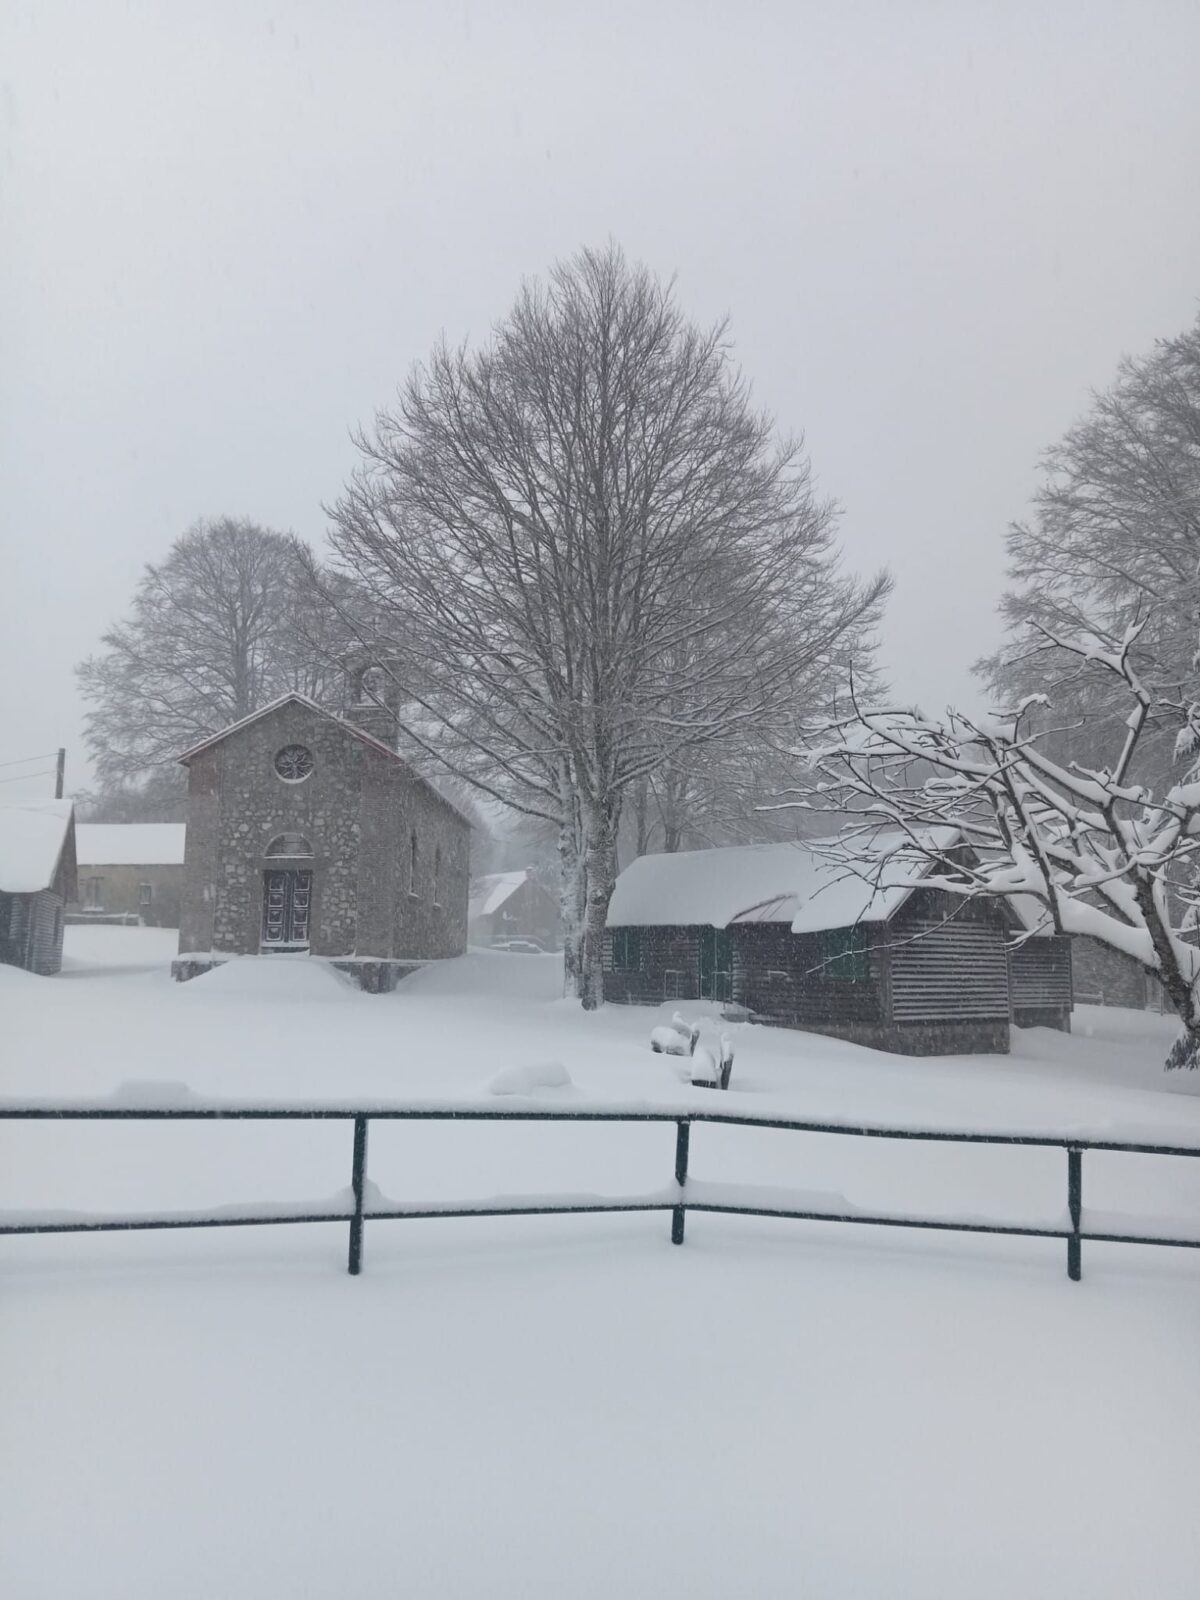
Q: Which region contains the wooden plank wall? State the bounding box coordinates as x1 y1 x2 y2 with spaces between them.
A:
603 926 702 1003
0 890 65 976
1010 935 1072 1008
732 924 886 1025
888 890 1011 1022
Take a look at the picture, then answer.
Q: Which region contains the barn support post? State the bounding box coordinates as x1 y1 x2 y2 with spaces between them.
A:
1067 1147 1082 1282
348 1115 369 1275
671 1120 690 1244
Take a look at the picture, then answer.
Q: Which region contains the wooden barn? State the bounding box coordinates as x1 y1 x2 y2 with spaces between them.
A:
0 798 77 976
604 832 1070 1055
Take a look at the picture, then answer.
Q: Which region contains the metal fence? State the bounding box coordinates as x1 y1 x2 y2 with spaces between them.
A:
2 1101 1198 1280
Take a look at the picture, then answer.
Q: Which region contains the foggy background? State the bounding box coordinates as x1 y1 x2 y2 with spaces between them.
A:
3 0 1199 796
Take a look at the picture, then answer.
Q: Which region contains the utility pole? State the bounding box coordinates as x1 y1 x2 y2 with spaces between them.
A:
54 748 65 800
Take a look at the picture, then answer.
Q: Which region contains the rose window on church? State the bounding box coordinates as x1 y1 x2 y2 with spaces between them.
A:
274 744 314 782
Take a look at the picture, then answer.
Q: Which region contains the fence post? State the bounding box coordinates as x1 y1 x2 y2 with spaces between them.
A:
1067 1146 1082 1282
348 1115 369 1275
671 1119 690 1245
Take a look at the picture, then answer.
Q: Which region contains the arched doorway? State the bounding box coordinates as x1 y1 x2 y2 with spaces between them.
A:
261 834 314 949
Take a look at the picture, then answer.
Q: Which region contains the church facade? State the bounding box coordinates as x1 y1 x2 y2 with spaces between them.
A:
175 691 469 984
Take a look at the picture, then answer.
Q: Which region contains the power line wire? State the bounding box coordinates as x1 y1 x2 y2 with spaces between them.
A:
0 768 57 786
0 749 60 771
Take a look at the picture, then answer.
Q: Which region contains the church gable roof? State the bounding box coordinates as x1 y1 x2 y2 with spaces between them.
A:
176 694 470 827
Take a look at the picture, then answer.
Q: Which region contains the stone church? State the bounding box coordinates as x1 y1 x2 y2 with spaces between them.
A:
174 673 469 987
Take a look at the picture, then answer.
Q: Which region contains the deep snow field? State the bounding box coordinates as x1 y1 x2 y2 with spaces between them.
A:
3 925 1200 1598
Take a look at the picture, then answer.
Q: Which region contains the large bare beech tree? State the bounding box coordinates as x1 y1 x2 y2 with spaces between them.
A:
78 517 343 785
325 245 889 1005
979 313 1200 787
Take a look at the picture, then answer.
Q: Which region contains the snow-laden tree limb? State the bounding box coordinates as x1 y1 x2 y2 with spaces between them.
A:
784 624 1200 1064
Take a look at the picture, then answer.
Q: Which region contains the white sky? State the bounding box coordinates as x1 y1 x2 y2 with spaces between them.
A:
3 0 1199 798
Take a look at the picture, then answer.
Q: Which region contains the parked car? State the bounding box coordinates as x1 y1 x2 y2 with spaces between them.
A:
491 938 546 954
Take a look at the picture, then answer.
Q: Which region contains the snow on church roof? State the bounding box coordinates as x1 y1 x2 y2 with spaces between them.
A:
468 871 528 921
76 824 186 867
0 798 75 894
606 829 963 934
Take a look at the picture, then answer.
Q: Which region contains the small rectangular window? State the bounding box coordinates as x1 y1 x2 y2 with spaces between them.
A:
612 928 641 971
139 883 153 907
818 928 869 981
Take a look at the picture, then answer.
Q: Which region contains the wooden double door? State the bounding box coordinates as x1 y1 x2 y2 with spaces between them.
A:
262 869 312 949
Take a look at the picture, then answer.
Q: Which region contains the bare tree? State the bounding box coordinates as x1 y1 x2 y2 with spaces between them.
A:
77 517 345 784
798 617 1200 1068
324 244 889 1005
978 313 1200 787
74 767 189 823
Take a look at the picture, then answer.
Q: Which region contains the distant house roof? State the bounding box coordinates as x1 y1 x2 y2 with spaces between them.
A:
175 692 471 827
76 823 186 867
606 829 963 934
468 870 528 921
0 799 75 894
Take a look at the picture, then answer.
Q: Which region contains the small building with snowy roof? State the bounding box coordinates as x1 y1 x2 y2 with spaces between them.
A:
0 798 77 976
468 869 559 949
72 823 187 928
174 688 469 987
605 831 1041 1055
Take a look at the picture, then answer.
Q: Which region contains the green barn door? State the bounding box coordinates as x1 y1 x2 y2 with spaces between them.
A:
699 927 733 1001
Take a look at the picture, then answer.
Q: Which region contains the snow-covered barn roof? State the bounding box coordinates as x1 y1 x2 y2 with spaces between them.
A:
76 824 186 867
0 798 75 894
468 871 528 921
606 829 963 934
175 693 471 827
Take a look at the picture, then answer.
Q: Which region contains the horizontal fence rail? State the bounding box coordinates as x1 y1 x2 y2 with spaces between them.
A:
2 1101 1199 1280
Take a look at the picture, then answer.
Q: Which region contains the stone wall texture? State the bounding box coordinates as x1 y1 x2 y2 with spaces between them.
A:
178 700 469 960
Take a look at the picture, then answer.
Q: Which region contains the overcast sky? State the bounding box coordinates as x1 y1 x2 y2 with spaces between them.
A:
3 0 1199 800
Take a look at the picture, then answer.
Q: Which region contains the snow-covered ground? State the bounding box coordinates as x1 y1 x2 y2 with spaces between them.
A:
3 927 1199 1597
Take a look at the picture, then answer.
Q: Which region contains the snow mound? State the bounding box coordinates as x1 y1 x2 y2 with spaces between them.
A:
404 949 562 1001
485 1061 574 1096
178 956 357 1001
107 1079 200 1108
0 961 46 987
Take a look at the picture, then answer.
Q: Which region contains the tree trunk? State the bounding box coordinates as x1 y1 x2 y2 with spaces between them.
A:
580 804 618 1011
558 769 586 999
1130 874 1200 1066
632 777 652 859
559 826 586 999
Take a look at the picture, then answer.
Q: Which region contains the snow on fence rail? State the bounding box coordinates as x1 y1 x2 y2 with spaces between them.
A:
2 1098 1200 1280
